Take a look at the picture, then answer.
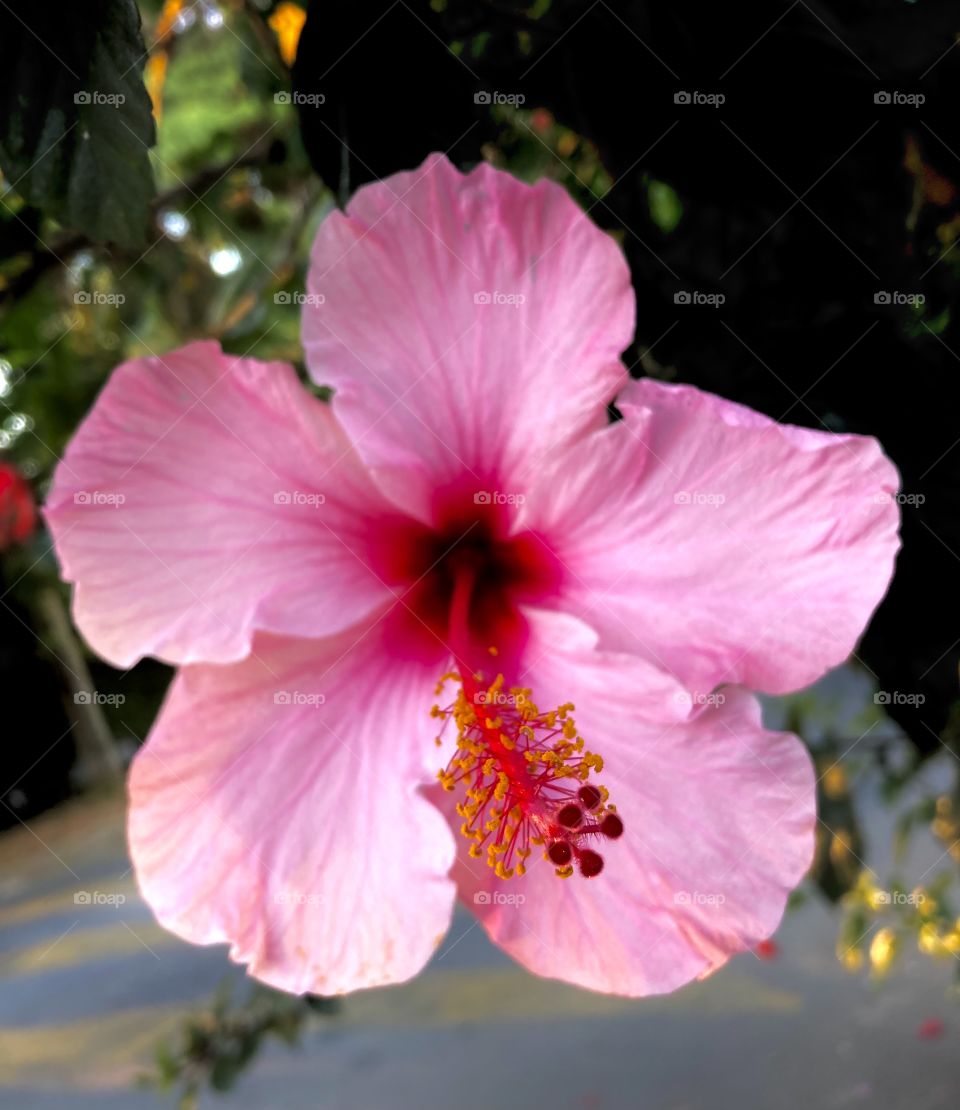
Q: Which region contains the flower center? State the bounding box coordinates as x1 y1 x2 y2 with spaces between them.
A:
432 558 622 881
375 481 562 669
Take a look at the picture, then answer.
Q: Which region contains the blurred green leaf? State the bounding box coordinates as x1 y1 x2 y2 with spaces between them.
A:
143 978 339 1107
0 0 156 248
153 19 282 182
647 178 682 234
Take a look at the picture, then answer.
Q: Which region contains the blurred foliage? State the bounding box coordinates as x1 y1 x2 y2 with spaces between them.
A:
839 867 960 977
0 1 156 248
142 978 339 1109
778 684 960 988
1 0 960 1101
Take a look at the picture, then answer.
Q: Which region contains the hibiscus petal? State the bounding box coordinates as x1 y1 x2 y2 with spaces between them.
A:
519 379 901 697
303 153 633 512
128 620 457 995
45 341 399 667
455 611 815 996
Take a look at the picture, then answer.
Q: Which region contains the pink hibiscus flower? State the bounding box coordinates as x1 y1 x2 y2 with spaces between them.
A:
44 154 900 997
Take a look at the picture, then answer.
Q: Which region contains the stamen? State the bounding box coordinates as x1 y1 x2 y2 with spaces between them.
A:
433 666 623 881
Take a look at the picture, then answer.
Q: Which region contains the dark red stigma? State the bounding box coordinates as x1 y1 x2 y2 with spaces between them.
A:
544 802 624 879
548 841 573 866
578 785 602 811
557 803 583 828
579 850 604 878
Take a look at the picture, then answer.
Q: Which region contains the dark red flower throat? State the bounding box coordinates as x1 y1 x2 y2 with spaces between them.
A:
377 482 561 673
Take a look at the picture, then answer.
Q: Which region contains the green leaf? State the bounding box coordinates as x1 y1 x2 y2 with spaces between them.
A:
0 0 156 247
647 178 683 234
